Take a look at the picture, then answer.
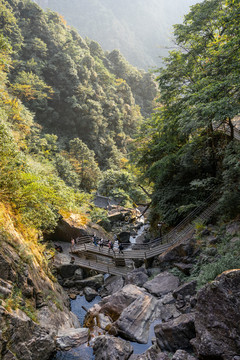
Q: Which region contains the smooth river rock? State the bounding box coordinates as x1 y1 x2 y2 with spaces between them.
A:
83 287 99 302
56 328 89 350
144 271 179 297
85 284 158 344
93 335 133 360
192 269 240 360
115 289 158 343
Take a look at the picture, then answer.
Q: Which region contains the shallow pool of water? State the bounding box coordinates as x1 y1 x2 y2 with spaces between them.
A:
51 294 160 359
51 295 100 360
51 344 94 360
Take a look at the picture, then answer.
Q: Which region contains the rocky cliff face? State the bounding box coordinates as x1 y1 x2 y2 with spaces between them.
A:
192 269 240 360
0 206 80 359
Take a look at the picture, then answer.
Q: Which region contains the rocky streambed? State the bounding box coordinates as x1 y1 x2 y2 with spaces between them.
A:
51 221 240 360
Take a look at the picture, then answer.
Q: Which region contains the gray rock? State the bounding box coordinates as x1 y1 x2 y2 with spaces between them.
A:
157 239 198 269
57 263 80 279
75 274 104 290
161 293 175 305
192 269 240 360
0 306 55 360
86 285 158 343
116 290 158 343
118 231 131 243
144 272 179 297
100 275 125 297
206 235 221 245
155 313 195 352
158 303 181 322
173 263 193 275
172 281 197 300
172 349 198 360
98 284 145 318
73 268 84 280
0 284 12 299
83 287 98 302
56 328 89 350
98 313 112 330
93 335 133 360
125 267 149 287
226 222 240 235
129 344 169 360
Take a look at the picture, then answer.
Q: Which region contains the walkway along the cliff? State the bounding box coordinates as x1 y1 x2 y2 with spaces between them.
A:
71 123 240 276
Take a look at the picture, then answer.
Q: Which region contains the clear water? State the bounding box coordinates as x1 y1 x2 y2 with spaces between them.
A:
51 295 160 359
71 295 102 326
51 222 156 359
51 296 100 360
129 222 148 244
51 344 94 360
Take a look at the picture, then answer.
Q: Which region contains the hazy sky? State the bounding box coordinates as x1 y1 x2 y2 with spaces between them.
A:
35 0 204 69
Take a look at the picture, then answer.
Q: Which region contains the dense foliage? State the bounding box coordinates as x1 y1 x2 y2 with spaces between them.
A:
0 0 155 233
135 0 240 226
1 0 157 171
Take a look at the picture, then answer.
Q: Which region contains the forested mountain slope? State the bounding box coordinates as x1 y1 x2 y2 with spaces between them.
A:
135 0 240 226
1 0 157 171
33 0 201 69
0 0 151 242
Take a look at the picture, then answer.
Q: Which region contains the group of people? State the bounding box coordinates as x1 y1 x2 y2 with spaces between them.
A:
92 233 124 254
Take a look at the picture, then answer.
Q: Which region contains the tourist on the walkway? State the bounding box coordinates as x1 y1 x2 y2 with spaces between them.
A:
92 233 98 246
108 240 114 253
70 238 75 252
119 243 124 254
99 238 104 249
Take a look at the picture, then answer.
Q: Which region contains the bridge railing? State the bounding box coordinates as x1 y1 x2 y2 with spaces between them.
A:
118 190 219 251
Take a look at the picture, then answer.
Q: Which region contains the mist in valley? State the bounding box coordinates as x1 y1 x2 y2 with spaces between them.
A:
34 0 203 69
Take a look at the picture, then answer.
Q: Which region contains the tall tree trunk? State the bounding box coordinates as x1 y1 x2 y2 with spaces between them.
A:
228 117 234 140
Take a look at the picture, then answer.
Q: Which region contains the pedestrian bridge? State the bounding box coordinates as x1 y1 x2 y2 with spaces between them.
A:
70 122 239 276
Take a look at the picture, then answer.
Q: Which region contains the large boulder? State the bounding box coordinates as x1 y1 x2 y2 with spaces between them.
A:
93 335 133 360
144 272 179 297
46 216 88 242
100 275 125 297
56 328 89 350
156 238 199 269
155 313 195 352
83 287 99 302
118 231 131 244
115 290 158 343
69 274 104 291
125 267 149 287
85 284 158 343
192 269 240 360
